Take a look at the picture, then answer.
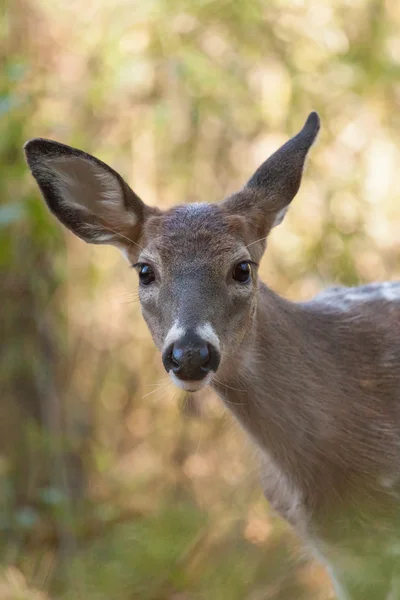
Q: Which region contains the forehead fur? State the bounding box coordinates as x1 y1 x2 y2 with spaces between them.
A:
142 202 248 263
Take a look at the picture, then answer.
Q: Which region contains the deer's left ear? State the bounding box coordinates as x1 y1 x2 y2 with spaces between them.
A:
222 112 320 241
24 139 157 253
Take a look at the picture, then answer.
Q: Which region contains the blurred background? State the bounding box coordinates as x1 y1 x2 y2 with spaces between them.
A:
2 0 400 597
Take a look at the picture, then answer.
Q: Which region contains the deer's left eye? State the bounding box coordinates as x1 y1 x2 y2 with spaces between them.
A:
232 261 252 283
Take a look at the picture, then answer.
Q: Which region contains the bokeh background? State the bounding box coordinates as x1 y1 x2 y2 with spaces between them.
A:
2 0 400 598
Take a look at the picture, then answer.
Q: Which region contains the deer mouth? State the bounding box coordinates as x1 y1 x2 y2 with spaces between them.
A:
170 371 213 392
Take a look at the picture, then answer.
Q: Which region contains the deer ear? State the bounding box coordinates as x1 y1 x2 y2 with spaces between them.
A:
24 139 152 250
222 112 320 235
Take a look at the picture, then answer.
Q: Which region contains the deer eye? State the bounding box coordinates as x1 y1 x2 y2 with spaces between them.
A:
138 264 155 286
232 261 252 283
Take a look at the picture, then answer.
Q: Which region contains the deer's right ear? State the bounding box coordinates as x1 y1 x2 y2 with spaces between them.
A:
24 139 155 252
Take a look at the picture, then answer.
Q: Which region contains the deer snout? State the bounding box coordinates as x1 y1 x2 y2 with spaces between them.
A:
162 331 220 383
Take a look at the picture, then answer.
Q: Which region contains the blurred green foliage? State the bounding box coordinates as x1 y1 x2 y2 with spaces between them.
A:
1 0 400 597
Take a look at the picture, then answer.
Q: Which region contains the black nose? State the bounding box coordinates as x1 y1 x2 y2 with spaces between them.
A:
163 332 220 381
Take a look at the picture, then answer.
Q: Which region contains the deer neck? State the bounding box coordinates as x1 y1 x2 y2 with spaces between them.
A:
212 282 328 487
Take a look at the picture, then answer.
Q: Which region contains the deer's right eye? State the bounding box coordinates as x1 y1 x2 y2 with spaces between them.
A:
138 264 156 286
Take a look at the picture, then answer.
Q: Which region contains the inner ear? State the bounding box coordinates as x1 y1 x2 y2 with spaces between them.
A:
46 155 136 225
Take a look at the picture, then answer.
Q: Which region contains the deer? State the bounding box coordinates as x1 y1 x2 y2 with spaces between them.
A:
24 112 400 599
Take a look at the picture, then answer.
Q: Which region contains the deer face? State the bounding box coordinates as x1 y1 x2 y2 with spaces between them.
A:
133 202 261 390
24 113 319 392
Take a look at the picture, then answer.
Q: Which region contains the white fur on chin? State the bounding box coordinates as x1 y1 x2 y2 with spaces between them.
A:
170 371 212 392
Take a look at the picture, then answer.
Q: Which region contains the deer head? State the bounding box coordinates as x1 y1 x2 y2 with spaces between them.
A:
24 112 320 392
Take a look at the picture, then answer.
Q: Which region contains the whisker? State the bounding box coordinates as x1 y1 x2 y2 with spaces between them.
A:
212 375 246 393
143 376 170 387
246 235 269 249
219 394 245 407
119 292 140 299
142 377 176 401
170 390 179 406
102 224 144 251
141 384 176 411
119 291 141 305
142 385 170 400
212 379 245 406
